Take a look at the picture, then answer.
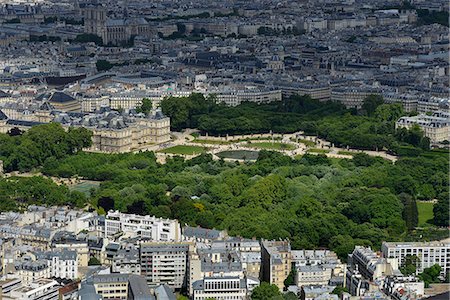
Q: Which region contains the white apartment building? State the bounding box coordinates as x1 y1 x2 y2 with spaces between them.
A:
9 278 59 300
139 242 191 289
36 251 78 280
381 241 450 276
192 276 249 300
396 112 450 143
104 211 181 241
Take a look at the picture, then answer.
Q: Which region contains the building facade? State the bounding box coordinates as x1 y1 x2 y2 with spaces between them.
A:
139 242 191 289
382 241 450 276
396 112 450 143
105 211 181 241
261 240 291 291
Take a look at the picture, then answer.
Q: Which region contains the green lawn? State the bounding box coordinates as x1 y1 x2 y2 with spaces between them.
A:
70 181 100 196
159 145 206 155
243 142 296 150
191 139 231 145
417 201 434 227
298 139 316 147
308 148 331 154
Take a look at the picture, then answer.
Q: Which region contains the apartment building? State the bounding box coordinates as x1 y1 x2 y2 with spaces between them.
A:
188 246 245 296
396 112 450 143
9 278 59 300
290 250 345 287
417 97 449 114
383 276 425 300
261 240 291 291
36 250 78 280
281 82 331 102
331 87 380 109
111 248 141 275
383 92 419 112
139 242 191 289
346 246 398 296
206 238 261 279
105 211 181 241
92 273 152 300
192 276 249 300
214 89 282 106
347 246 397 281
52 240 89 268
14 260 51 285
92 274 129 300
381 241 450 276
296 265 332 286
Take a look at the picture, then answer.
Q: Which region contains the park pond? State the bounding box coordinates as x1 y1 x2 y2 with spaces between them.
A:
216 150 259 161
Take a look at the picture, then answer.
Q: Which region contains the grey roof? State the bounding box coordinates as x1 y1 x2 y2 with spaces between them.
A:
154 284 176 300
36 250 77 261
105 19 125 26
183 226 222 240
93 273 130 284
39 101 54 111
128 275 154 300
106 243 120 251
15 259 48 272
140 243 189 253
49 91 76 103
6 119 44 127
0 110 7 120
0 90 11 98
78 282 101 300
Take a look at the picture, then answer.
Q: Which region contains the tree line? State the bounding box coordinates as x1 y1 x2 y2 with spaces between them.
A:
160 93 433 155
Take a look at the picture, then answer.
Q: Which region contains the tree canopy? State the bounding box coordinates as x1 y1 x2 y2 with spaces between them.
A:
0 123 92 172
160 94 431 155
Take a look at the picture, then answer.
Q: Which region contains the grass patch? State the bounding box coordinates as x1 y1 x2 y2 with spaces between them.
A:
417 201 434 227
159 145 206 155
338 151 355 156
70 181 100 196
298 139 316 147
243 142 296 150
308 148 330 154
192 139 231 145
